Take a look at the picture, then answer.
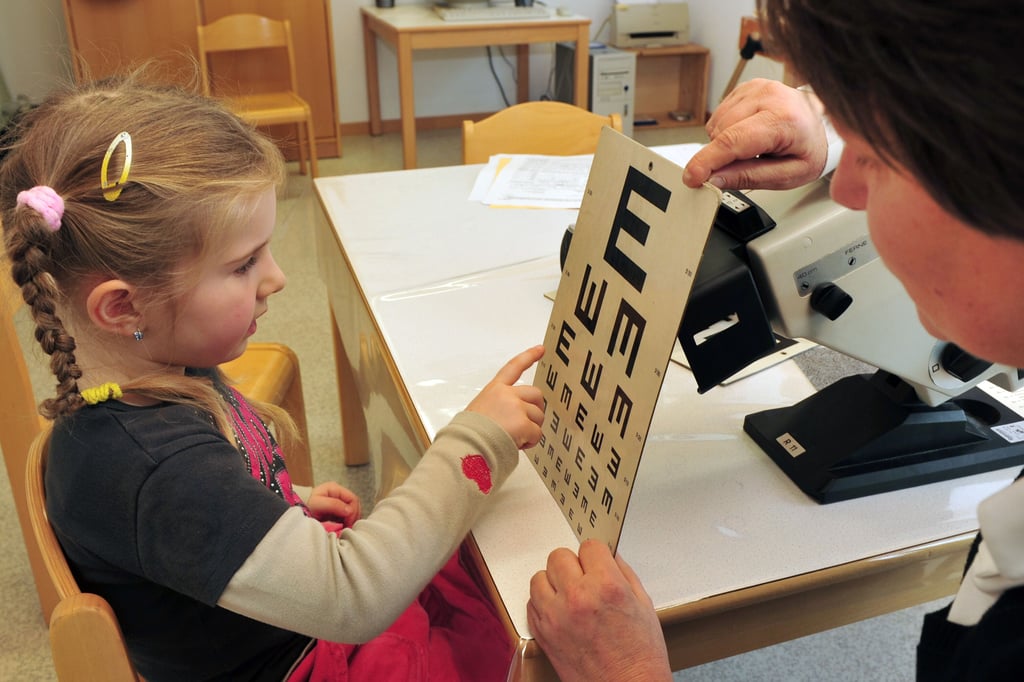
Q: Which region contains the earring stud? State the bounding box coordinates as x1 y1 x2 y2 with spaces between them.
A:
133 328 144 342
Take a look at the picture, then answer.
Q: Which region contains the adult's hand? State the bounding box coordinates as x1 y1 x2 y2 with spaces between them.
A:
528 539 672 682
683 78 829 190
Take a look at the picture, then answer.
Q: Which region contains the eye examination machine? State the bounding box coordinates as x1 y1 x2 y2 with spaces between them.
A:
679 178 1024 503
565 177 1024 503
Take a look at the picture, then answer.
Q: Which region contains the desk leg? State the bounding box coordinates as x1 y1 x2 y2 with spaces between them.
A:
363 15 382 136
330 311 370 466
516 45 529 103
397 35 417 169
572 27 589 107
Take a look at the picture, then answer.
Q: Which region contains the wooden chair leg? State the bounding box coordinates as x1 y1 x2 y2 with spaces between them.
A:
295 122 308 176
306 116 319 178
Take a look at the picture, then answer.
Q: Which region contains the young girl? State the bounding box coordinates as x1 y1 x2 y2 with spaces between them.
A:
1 74 545 681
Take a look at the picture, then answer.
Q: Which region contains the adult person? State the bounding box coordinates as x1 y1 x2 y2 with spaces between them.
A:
527 1 1024 680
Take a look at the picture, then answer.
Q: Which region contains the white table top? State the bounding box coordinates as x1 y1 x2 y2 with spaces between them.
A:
314 159 1019 638
361 5 588 30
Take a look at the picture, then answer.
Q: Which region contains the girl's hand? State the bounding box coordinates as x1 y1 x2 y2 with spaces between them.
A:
466 345 546 450
306 481 362 528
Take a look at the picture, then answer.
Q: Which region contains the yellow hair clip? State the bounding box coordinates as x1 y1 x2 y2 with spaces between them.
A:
81 382 124 405
100 131 133 202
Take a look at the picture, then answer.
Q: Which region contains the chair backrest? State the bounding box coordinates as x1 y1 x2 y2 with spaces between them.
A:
26 428 77 601
462 101 623 164
0 267 44 485
1 265 59 616
196 13 299 97
26 428 141 681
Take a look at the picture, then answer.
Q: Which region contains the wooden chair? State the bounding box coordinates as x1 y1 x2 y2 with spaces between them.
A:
2 266 313 623
461 101 623 164
27 427 142 681
220 344 313 486
0 264 58 619
197 13 319 177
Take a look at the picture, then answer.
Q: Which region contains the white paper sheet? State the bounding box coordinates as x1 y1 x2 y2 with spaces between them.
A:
469 144 704 209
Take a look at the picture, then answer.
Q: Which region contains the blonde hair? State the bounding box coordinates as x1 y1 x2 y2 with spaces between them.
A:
0 71 296 443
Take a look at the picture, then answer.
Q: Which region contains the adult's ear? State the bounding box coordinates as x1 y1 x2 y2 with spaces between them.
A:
85 280 141 338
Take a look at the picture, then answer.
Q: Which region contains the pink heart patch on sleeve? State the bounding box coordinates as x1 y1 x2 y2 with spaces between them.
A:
461 454 493 494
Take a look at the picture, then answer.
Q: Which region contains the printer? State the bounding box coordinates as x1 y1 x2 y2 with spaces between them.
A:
610 2 690 48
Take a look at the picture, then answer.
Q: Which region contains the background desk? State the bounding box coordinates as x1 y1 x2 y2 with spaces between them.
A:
313 162 1017 680
361 6 590 169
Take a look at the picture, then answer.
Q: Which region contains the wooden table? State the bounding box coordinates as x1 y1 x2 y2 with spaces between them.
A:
361 5 591 169
313 159 1016 680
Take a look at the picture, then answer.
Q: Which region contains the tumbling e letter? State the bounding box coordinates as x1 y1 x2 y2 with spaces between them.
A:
608 298 645 377
575 263 607 333
604 166 671 293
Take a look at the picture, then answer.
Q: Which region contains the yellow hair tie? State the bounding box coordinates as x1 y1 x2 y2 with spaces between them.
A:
81 382 124 405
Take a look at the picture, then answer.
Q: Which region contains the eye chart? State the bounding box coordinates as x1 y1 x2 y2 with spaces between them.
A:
528 129 721 552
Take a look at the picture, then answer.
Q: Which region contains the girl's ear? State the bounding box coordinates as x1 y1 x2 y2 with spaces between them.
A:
85 280 141 337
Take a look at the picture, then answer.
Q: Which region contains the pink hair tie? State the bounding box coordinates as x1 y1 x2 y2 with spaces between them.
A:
16 186 64 232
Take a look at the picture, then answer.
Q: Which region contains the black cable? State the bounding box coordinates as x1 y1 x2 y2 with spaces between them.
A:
540 61 556 101
486 46 511 107
496 44 516 74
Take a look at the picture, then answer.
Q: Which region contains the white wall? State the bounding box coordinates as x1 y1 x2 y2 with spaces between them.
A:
1 0 781 125
329 0 782 126
687 0 783 103
0 0 70 103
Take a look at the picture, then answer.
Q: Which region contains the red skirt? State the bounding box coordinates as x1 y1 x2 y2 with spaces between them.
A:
287 545 513 681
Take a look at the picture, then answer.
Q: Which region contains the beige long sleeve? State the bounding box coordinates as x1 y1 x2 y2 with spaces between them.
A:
218 410 518 643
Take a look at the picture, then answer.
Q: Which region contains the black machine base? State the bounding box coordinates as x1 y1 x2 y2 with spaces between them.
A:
744 371 1024 503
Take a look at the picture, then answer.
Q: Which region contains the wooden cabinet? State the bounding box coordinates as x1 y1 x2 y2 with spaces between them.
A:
622 44 710 129
62 0 202 82
62 0 340 159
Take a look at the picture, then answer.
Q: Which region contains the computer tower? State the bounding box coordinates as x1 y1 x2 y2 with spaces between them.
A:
554 42 636 137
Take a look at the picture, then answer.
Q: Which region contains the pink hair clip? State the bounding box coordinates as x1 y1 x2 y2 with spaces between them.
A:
16 186 64 232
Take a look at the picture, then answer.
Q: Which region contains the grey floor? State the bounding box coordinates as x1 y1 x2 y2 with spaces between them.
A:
0 125 946 680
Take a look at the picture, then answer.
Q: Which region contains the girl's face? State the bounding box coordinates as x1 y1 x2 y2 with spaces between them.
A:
142 187 286 369
829 125 1024 368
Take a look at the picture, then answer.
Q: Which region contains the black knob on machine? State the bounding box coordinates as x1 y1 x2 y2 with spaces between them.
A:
940 344 993 382
809 282 853 321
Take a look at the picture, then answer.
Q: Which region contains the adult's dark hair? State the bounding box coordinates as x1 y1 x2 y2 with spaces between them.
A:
759 0 1023 239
